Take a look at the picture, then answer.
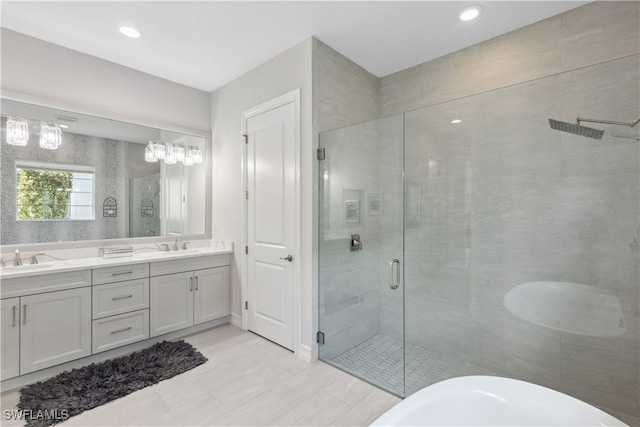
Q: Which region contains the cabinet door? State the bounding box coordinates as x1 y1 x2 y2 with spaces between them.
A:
1 298 20 380
20 287 91 375
194 266 230 325
150 272 194 337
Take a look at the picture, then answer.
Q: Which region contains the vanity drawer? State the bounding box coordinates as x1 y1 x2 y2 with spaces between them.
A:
92 309 149 354
150 254 229 277
93 263 149 285
1 269 91 299
92 278 149 319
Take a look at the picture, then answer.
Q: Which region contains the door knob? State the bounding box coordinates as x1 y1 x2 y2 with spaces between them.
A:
280 255 294 262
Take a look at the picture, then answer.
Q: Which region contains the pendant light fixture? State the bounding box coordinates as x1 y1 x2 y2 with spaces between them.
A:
6 117 29 146
39 122 62 149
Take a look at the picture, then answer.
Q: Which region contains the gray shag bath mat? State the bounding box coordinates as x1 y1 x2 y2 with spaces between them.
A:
18 340 207 427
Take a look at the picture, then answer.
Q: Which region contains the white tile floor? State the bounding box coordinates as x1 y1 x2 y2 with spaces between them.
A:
1 325 400 426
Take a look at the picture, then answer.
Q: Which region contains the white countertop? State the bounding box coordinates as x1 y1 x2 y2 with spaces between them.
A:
0 240 233 280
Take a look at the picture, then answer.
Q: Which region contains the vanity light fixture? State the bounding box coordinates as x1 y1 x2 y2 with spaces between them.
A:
39 122 62 149
144 141 203 165
164 143 177 164
119 26 141 38
174 145 185 163
145 141 158 162
191 147 203 164
153 141 166 159
6 116 29 146
451 119 462 124
183 147 194 166
458 5 483 21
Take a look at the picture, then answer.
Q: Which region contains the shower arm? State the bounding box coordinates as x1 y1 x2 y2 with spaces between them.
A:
577 115 640 128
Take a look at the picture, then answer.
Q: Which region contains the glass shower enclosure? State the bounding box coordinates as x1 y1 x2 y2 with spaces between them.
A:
318 114 405 395
317 54 639 424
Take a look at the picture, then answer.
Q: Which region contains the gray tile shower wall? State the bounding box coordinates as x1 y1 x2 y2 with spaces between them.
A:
315 2 638 424
380 2 639 423
378 1 640 118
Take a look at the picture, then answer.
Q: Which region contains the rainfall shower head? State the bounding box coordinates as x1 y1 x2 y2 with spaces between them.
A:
549 115 640 140
612 130 640 141
548 119 604 140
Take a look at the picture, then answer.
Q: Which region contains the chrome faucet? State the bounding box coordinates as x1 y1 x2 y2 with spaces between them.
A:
14 249 23 266
30 253 46 264
173 238 182 251
181 241 190 250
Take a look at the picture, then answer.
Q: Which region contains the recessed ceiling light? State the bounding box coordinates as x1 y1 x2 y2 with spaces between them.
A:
451 119 462 124
119 26 140 39
458 5 483 22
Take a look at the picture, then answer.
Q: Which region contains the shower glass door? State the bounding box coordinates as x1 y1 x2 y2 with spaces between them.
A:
318 114 406 396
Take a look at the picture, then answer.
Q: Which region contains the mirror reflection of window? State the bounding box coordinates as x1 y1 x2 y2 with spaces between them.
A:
1 98 207 244
16 160 95 221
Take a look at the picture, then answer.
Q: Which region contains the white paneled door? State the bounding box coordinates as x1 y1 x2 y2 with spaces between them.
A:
245 91 298 351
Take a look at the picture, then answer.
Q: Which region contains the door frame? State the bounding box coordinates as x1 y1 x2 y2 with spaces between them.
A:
240 89 301 354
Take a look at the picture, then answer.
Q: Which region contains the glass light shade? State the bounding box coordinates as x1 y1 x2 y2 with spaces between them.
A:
164 143 176 164
191 147 203 164
174 145 185 162
6 117 29 146
183 147 194 166
145 142 158 162
153 142 166 159
40 122 62 149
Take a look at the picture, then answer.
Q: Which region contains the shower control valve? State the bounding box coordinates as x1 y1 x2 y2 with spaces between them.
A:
350 234 362 252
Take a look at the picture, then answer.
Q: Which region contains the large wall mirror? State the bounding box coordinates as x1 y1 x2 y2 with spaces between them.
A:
0 98 208 245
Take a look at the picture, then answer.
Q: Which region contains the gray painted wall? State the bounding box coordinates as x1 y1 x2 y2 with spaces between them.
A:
210 38 313 352
1 29 211 133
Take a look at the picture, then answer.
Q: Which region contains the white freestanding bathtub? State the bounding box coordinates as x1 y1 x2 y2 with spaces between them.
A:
370 376 628 426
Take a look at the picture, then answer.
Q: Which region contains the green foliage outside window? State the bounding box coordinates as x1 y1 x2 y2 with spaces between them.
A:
16 169 73 220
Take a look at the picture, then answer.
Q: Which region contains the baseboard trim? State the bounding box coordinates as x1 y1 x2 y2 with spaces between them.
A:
296 344 313 362
230 313 243 329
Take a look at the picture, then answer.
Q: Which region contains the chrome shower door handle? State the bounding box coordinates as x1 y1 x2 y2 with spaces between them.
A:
389 258 400 290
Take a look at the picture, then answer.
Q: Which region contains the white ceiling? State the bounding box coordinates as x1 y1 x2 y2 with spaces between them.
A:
1 1 589 93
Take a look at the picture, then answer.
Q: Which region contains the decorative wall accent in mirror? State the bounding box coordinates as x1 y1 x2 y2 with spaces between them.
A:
0 98 207 244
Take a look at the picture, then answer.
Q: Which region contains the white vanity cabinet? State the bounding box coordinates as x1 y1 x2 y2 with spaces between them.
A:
0 246 232 386
1 270 92 378
1 298 20 380
91 263 150 353
21 287 92 375
149 255 229 337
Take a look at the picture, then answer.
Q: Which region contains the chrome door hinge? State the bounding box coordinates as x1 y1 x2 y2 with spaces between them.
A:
245 301 248 310
245 190 249 200
245 246 248 255
317 148 325 160
243 134 248 144
316 331 325 345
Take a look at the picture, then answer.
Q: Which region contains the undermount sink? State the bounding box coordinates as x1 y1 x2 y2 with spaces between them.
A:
1 262 54 271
